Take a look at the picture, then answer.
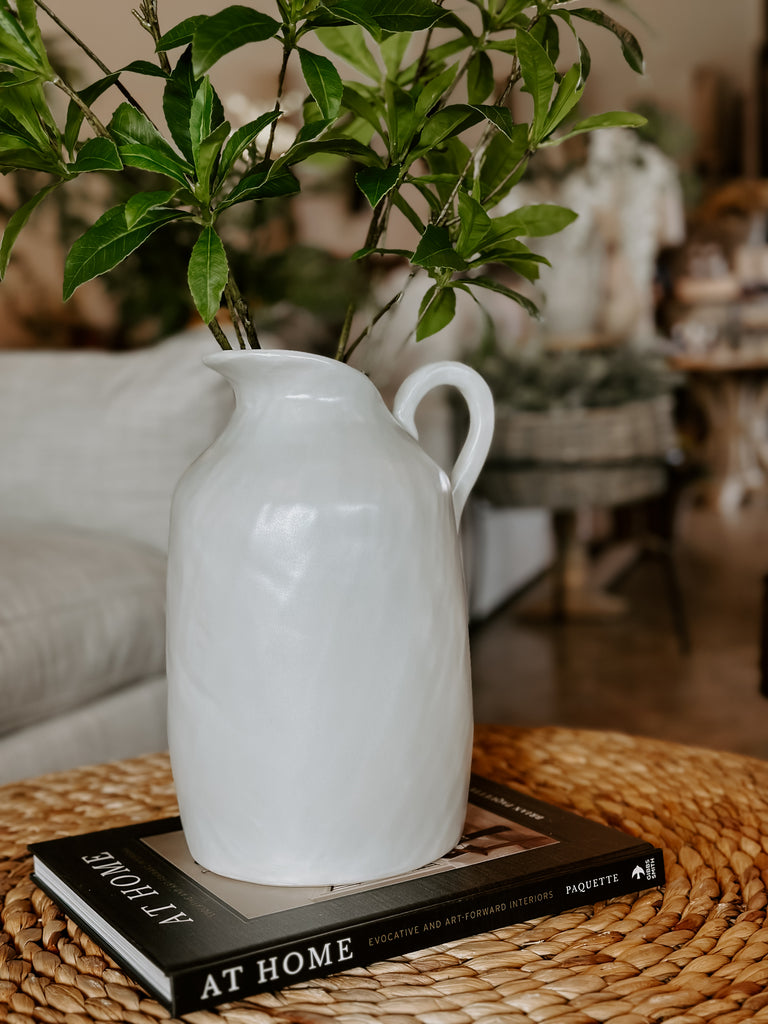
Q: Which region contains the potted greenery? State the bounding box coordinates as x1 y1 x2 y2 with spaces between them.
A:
0 0 647 886
0 0 644 354
473 342 681 506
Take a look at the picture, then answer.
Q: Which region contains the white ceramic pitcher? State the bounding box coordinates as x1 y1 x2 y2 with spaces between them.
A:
166 349 494 885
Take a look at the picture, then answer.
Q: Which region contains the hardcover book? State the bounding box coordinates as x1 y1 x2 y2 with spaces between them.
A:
30 775 664 1016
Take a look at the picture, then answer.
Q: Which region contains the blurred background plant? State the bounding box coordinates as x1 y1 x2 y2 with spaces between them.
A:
472 341 681 410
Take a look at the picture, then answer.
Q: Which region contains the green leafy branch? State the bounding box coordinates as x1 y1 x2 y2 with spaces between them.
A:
0 0 647 359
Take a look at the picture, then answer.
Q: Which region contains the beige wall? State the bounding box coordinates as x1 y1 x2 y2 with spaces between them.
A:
578 1 760 116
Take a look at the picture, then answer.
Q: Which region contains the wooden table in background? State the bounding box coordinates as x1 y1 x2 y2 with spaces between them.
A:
3 725 768 1022
477 460 669 622
671 352 768 514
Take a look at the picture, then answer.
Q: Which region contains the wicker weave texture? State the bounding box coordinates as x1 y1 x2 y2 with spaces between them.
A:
490 396 677 464
2 726 768 1023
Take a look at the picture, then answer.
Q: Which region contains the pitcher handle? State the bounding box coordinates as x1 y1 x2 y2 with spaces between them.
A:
393 360 495 528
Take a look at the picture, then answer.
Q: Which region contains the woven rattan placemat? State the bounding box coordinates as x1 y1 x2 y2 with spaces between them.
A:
2 724 768 1023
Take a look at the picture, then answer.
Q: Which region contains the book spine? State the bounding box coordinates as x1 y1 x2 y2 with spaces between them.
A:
171 847 665 1016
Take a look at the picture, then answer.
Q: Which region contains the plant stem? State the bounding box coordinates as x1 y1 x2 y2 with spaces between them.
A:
334 301 356 361
342 270 417 364
224 272 261 349
34 0 152 120
208 316 233 350
50 75 110 138
435 55 524 226
132 0 172 74
223 287 246 349
265 37 292 162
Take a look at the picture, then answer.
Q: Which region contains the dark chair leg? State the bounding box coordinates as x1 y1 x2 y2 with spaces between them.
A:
659 543 691 655
760 574 768 697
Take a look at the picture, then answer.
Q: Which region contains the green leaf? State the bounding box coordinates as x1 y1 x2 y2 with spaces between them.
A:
470 104 518 139
420 137 472 203
0 76 57 147
485 37 521 55
355 164 401 208
532 14 560 67
0 180 58 278
364 0 447 33
461 275 539 318
412 225 468 271
350 244 412 261
217 110 281 183
315 25 380 80
124 190 177 228
507 258 544 283
390 189 426 234
217 166 300 210
336 110 375 146
317 0 381 38
476 245 547 281
110 102 194 183
487 0 530 27
417 284 456 341
191 6 280 77
15 0 49 71
299 48 343 121
415 104 482 155
413 63 460 124
69 137 123 173
190 76 225 167
63 203 184 300
0 0 45 73
477 124 528 205
119 143 194 186
578 37 592 84
456 191 492 258
110 101 171 148
385 82 418 162
0 138 64 174
156 15 208 51
341 84 383 135
64 73 119 155
552 10 592 83
407 174 448 217
321 0 446 34
467 51 495 104
436 8 475 37
548 110 647 145
0 105 36 144
275 135 384 171
0 69 37 87
188 226 228 324
542 62 584 138
568 8 644 74
515 29 555 144
121 59 169 78
478 236 550 266
163 48 199 162
491 203 577 239
293 119 331 145
380 31 410 77
194 120 230 199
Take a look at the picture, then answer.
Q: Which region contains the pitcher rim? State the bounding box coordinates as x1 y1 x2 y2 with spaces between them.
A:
203 346 362 377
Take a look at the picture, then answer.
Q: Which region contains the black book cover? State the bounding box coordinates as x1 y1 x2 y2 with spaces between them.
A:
30 775 664 1016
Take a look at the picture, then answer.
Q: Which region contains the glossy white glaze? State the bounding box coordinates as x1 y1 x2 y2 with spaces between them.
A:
166 350 494 885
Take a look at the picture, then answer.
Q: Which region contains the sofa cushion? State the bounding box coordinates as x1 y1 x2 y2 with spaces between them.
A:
0 524 167 735
0 326 233 551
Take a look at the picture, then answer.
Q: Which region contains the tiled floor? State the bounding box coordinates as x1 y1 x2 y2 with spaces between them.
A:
469 492 768 759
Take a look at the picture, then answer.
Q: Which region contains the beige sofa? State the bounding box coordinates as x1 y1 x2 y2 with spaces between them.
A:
0 327 233 784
